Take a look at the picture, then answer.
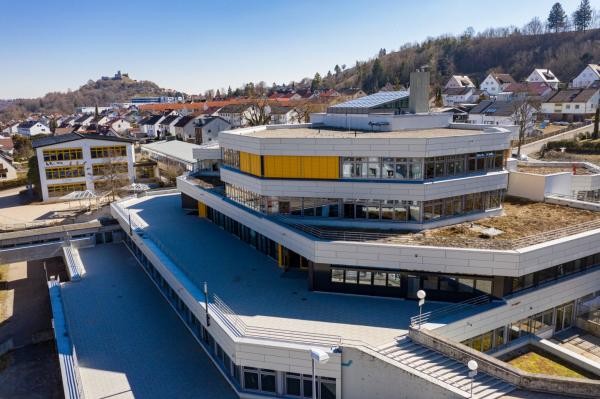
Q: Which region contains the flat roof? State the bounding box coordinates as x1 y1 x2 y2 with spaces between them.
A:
236 127 491 139
119 194 472 347
142 140 203 164
287 197 600 250
61 244 236 399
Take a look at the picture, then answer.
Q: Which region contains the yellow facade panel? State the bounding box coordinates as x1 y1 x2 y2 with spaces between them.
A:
262 155 339 179
239 152 262 176
198 201 207 218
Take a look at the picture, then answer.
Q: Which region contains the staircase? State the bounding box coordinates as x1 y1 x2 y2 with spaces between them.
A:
378 338 515 399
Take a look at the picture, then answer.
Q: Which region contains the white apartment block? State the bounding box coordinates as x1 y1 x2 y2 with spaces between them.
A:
33 133 134 201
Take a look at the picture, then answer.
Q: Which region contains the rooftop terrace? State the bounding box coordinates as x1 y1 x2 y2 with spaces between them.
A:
284 198 600 250
116 194 485 347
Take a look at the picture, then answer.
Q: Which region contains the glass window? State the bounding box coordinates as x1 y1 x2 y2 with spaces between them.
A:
373 272 387 286
243 368 259 390
261 372 276 393
440 276 458 291
494 327 505 347
303 378 313 398
286 374 301 396
358 271 372 285
331 269 344 283
387 273 401 287
345 270 358 284
476 280 492 295
458 278 474 293
320 378 336 399
423 276 439 290
481 331 493 352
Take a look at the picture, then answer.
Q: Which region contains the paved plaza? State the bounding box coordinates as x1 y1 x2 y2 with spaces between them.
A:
60 244 236 399
121 194 455 347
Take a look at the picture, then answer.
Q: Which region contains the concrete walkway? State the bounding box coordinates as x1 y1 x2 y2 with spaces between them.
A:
60 244 236 399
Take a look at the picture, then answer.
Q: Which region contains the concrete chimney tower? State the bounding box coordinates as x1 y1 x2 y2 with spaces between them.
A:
409 67 430 114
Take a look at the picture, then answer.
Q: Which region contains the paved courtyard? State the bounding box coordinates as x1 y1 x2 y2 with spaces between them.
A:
121 194 454 347
61 244 236 399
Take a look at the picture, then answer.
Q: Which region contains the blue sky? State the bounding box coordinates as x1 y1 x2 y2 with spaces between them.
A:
0 0 590 99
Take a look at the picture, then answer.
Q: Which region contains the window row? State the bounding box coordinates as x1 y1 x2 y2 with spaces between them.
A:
47 182 86 197
510 253 600 294
461 327 505 353
222 148 240 168
341 151 504 180
90 145 127 159
43 148 83 161
225 184 504 223
330 268 493 295
45 166 85 180
92 162 129 176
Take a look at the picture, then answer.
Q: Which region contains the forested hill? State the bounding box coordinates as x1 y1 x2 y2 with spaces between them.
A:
324 29 600 92
0 77 180 122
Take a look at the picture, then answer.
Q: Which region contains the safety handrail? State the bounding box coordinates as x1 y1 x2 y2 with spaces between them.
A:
410 295 491 326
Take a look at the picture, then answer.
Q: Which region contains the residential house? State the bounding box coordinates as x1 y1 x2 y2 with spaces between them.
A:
526 69 560 89
173 115 200 142
193 116 231 144
571 64 600 88
108 118 132 135
339 88 367 99
217 104 255 128
479 73 516 95
0 154 17 181
269 92 302 101
541 86 600 121
497 82 554 101
157 114 180 138
441 87 482 106
444 75 475 89
73 114 94 127
313 89 341 100
2 122 20 135
468 99 537 133
17 121 50 137
32 133 134 201
139 114 165 138
268 106 299 125
0 136 15 156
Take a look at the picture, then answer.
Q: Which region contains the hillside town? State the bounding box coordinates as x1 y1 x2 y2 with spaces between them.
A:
2 1 600 399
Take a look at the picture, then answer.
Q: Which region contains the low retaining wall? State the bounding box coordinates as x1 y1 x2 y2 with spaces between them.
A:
409 327 600 398
576 316 600 337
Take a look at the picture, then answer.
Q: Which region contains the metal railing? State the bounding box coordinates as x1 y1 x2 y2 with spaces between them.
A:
410 295 491 327
211 294 342 347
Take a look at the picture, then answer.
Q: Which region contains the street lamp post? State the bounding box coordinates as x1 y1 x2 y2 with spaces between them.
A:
309 349 330 399
203 281 210 326
417 290 426 329
467 360 478 398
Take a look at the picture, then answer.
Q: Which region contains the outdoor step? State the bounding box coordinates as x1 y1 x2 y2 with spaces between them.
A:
410 353 446 369
436 365 469 382
401 349 439 365
418 357 456 373
455 374 495 390
470 377 505 395
380 341 417 356
474 382 515 399
393 346 431 361
444 371 472 387
430 361 465 378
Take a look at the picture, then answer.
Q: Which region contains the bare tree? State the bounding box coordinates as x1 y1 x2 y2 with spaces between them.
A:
93 149 131 202
244 99 272 126
513 95 540 158
292 100 326 123
161 163 185 186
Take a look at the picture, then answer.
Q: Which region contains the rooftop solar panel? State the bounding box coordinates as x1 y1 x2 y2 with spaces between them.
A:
330 91 409 109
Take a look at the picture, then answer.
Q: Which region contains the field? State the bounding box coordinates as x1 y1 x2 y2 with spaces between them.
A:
508 351 587 379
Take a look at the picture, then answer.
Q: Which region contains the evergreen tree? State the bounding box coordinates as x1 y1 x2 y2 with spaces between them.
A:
371 59 384 91
573 0 593 31
593 106 599 140
94 105 99 118
227 86 232 98
311 72 322 91
334 64 342 75
49 118 57 133
547 2 567 32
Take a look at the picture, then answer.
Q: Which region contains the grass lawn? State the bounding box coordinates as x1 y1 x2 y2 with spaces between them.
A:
508 351 586 379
